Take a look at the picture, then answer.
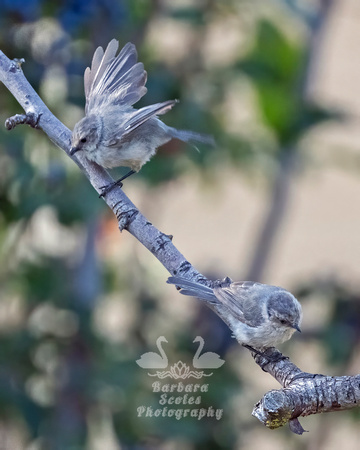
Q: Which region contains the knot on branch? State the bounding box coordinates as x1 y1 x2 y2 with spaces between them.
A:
253 390 294 429
253 388 308 435
9 58 25 73
117 208 139 231
154 232 173 252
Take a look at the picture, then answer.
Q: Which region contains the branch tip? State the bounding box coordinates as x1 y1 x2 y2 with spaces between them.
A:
5 112 42 130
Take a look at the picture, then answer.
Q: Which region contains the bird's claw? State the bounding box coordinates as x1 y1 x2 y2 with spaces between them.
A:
242 345 288 364
99 180 123 198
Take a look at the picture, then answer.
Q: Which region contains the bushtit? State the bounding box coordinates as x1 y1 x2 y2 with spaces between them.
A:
167 276 302 349
70 39 214 194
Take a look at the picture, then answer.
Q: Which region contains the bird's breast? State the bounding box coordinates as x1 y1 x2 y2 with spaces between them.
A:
89 141 155 170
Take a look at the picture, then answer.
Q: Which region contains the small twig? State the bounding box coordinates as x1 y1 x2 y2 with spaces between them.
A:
5 112 42 130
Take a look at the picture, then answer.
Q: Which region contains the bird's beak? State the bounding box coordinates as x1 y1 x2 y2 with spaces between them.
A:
70 146 80 156
293 324 301 333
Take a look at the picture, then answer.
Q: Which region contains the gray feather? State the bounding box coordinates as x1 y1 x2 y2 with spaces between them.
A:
167 276 213 292
91 39 118 92
167 127 215 146
122 100 178 136
85 40 147 114
84 46 103 98
167 276 217 303
213 285 246 322
177 289 218 303
85 40 117 100
93 46 136 96
214 283 267 327
104 63 146 96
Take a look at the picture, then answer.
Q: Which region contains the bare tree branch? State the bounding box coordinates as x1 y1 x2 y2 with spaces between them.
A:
0 41 358 434
249 348 360 434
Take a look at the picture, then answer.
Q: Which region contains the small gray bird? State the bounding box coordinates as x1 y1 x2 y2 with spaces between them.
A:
167 276 302 349
70 39 213 194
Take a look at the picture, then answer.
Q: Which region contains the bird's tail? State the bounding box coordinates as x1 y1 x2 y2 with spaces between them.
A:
167 126 215 147
167 276 217 303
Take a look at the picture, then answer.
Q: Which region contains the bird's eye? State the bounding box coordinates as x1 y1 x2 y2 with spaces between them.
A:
280 319 287 325
80 137 87 143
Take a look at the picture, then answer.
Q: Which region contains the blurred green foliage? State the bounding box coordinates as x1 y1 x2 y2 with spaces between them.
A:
238 19 340 149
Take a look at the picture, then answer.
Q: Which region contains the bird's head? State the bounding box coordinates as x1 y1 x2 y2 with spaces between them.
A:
266 289 302 335
70 115 102 157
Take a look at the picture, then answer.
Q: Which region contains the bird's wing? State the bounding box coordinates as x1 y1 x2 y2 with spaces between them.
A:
105 100 177 146
84 40 147 114
213 282 265 327
122 100 177 135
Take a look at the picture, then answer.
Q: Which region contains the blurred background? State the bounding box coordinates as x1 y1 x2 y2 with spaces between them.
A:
0 0 360 448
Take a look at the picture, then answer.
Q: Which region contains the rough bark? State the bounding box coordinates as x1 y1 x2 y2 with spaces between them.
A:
247 347 360 433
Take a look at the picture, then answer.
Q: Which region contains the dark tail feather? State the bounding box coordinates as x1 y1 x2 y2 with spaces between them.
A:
176 289 217 303
167 276 217 303
167 277 213 292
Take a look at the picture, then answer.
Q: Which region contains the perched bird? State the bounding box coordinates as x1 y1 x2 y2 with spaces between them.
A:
70 39 213 194
167 276 302 349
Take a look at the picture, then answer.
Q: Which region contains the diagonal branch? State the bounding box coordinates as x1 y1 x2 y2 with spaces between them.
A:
0 49 205 285
1 46 359 434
